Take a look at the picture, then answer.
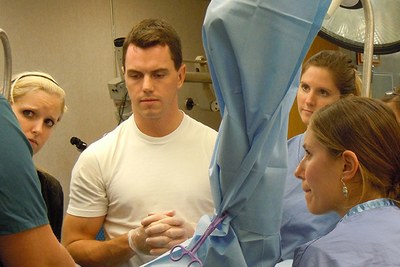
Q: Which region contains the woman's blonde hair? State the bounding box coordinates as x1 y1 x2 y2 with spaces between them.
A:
10 71 67 118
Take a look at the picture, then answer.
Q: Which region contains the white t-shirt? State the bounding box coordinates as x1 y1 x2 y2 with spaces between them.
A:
67 113 217 267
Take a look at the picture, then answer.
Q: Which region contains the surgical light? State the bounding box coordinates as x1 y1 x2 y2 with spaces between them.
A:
321 0 400 55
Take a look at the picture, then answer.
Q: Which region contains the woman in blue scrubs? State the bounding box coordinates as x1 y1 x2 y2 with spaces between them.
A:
280 50 361 260
293 96 400 266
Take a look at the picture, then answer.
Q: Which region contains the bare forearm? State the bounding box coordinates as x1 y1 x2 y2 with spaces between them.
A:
66 234 134 267
39 244 77 267
0 225 76 267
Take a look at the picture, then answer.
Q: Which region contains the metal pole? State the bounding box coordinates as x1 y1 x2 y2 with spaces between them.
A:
185 72 212 83
360 0 374 97
1 28 12 100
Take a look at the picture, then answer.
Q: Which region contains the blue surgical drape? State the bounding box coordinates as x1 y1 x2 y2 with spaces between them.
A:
144 1 331 266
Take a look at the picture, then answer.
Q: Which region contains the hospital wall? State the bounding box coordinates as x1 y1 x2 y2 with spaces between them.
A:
0 0 216 213
1 0 399 213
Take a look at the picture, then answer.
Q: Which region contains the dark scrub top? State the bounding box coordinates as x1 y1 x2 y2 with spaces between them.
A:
0 95 48 266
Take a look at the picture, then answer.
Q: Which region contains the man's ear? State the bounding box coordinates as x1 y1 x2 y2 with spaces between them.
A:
177 64 186 89
342 150 359 182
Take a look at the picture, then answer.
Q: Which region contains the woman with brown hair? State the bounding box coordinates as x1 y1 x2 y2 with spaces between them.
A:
280 50 362 261
293 97 400 266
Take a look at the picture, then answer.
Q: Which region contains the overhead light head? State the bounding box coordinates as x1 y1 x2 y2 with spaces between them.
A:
321 0 400 55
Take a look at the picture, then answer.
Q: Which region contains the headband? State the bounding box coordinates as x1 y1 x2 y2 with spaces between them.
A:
10 73 59 103
12 73 59 86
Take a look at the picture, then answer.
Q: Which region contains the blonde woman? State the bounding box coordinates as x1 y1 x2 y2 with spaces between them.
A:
9 71 67 240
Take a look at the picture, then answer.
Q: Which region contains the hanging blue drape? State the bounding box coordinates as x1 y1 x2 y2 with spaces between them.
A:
143 1 331 266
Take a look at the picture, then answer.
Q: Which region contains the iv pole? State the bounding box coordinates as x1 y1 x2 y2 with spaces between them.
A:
325 0 374 97
360 0 374 97
1 28 12 99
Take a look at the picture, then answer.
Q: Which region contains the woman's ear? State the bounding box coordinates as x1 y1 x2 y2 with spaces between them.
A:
342 150 359 182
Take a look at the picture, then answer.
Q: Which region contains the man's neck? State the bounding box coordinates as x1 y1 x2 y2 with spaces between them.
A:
134 110 184 137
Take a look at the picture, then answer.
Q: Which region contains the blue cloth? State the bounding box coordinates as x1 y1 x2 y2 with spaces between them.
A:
196 1 331 266
280 133 340 260
293 199 400 267
0 95 48 266
143 1 331 266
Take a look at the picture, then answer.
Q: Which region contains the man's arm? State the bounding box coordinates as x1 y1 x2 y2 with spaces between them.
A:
62 214 134 267
62 212 195 266
0 224 76 267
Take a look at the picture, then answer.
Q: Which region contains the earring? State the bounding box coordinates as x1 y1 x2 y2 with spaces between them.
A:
341 177 348 198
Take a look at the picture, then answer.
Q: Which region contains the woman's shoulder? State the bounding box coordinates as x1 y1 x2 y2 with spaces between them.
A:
37 169 62 189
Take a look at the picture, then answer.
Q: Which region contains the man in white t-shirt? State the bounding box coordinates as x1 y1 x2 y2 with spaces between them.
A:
62 18 217 267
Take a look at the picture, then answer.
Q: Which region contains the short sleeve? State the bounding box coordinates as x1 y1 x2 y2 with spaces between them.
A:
67 144 109 217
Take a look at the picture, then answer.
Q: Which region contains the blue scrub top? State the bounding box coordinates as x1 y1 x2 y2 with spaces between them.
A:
280 133 340 260
293 199 400 267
